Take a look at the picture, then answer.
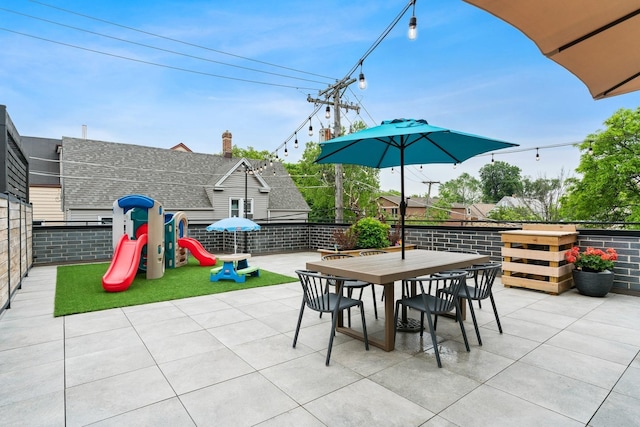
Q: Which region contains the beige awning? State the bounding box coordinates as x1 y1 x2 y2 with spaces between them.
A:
464 0 640 99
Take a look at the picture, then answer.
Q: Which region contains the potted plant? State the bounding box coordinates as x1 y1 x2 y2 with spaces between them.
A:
564 246 618 297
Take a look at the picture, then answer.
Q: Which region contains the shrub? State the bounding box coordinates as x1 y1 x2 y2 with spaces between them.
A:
352 217 390 249
332 228 358 250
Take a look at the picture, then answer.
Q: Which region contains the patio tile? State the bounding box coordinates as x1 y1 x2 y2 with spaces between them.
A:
65 366 176 427
90 397 195 427
566 318 640 347
486 361 608 424
64 308 132 338
520 343 627 389
304 378 433 426
190 307 253 329
64 326 142 358
331 339 413 377
124 304 188 326
370 357 480 413
546 330 639 365
144 330 225 364
458 327 539 360
439 384 583 427
256 307 310 334
237 299 297 319
231 333 315 370
485 315 562 342
133 315 203 341
65 341 156 387
0 297 54 318
503 307 578 329
159 348 254 394
612 365 640 400
180 372 297 426
589 391 640 427
0 314 63 351
582 296 640 331
282 320 353 352
426 341 514 382
206 318 280 348
171 294 232 316
254 406 324 427
0 360 64 406
0 339 63 373
260 353 363 404
0 390 65 427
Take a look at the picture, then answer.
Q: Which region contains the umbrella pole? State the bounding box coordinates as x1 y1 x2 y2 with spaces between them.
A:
400 146 406 260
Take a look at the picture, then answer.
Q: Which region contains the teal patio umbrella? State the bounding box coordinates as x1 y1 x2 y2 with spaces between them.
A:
315 118 518 259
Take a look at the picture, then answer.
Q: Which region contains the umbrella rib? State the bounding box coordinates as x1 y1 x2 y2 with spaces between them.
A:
553 8 640 54
598 70 640 99
421 133 463 164
315 139 364 163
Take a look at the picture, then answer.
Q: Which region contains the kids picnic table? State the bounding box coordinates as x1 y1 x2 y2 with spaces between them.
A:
210 253 260 283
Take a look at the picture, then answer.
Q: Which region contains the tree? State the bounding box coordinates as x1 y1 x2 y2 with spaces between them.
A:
230 146 272 160
284 140 380 222
479 161 522 203
438 173 482 205
561 107 640 226
520 172 569 221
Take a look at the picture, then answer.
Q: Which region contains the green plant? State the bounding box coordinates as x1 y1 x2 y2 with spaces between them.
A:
352 217 390 249
564 246 618 272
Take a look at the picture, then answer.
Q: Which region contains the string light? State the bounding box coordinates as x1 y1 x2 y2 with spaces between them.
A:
453 163 457 169
308 118 313 136
408 0 417 40
284 141 288 156
535 147 540 161
491 153 494 163
294 133 298 149
325 106 330 119
589 143 594 155
358 62 367 90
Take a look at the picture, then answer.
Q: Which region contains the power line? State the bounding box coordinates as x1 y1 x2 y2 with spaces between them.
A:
28 0 336 80
0 27 321 91
0 7 332 86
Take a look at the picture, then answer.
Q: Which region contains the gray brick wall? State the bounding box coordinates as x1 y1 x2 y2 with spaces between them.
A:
31 223 640 295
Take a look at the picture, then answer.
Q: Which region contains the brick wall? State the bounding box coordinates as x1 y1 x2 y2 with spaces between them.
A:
30 223 640 294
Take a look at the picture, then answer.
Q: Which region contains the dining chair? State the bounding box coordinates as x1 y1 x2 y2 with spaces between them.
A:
437 262 503 346
293 269 369 366
394 271 470 368
322 254 378 322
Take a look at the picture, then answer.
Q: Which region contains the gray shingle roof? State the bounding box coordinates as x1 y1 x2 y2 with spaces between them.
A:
61 137 309 212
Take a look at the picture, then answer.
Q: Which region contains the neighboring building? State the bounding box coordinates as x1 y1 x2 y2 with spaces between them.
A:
491 196 546 219
446 202 495 224
21 136 63 223
377 195 428 219
21 130 309 224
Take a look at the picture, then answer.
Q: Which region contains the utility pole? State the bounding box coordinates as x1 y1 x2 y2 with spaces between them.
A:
308 78 360 223
422 180 440 219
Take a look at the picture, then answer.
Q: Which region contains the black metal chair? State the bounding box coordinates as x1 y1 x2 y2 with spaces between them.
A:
293 270 369 366
322 254 378 322
437 262 503 346
394 271 470 368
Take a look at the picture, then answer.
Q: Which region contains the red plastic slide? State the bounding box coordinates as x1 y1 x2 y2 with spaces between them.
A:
102 233 148 292
178 237 217 266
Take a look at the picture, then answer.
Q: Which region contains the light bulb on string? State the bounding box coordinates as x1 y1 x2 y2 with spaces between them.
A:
535 148 540 161
325 106 330 119
308 118 313 136
453 163 457 169
588 143 594 155
294 133 298 149
358 62 367 90
284 142 288 157
408 0 417 40
491 154 494 163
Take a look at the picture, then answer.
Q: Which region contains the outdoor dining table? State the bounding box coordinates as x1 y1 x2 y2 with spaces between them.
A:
306 249 489 351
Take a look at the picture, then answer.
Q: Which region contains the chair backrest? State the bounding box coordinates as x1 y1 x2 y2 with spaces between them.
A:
414 271 467 314
466 263 501 299
359 250 388 256
296 269 343 313
322 253 354 261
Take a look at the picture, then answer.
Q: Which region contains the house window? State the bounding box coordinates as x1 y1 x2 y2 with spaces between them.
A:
230 198 253 217
390 208 398 217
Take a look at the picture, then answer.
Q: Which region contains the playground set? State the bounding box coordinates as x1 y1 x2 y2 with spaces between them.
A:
102 194 217 292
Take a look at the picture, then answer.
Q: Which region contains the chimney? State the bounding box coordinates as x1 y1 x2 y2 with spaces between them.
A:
222 130 232 158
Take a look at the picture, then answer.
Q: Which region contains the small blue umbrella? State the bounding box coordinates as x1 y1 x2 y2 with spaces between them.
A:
315 118 518 258
206 217 261 253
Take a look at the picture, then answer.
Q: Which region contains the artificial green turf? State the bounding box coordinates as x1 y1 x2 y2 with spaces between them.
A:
54 257 297 317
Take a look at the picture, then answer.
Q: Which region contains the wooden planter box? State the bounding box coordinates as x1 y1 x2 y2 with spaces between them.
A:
500 224 578 295
317 244 416 258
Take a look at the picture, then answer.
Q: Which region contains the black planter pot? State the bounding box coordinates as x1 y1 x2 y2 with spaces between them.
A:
572 269 614 297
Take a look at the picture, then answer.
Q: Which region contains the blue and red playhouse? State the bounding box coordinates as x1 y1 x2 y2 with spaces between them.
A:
102 194 216 292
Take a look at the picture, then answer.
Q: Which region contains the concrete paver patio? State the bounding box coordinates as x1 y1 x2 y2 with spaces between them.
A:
1 251 639 426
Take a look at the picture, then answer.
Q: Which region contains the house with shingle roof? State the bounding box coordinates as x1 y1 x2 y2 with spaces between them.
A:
23 132 309 224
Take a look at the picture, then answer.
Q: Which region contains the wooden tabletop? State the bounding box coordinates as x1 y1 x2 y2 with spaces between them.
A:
306 249 490 284
218 253 251 262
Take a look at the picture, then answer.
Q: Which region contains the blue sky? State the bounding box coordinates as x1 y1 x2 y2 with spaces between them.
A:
2 0 640 197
